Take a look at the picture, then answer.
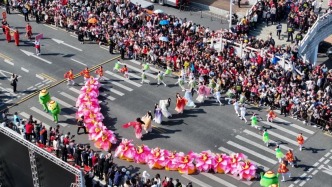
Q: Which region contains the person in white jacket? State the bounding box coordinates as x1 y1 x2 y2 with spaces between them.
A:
240 105 247 123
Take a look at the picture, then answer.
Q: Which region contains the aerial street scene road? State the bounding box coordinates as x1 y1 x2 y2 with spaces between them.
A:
1 0 332 187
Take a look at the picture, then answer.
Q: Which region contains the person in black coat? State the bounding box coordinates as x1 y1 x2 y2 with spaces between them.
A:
109 39 114 54
61 145 68 162
10 74 18 93
120 44 125 59
97 154 105 180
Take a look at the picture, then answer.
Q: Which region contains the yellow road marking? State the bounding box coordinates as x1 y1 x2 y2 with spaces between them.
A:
0 55 121 112
324 132 332 138
0 53 13 61
40 73 57 82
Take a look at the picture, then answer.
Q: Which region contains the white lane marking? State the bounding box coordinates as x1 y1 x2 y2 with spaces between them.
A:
262 121 307 139
226 173 253 186
126 72 151 83
235 135 275 154
100 46 108 50
181 175 213 187
36 74 44 80
294 173 307 184
267 131 298 146
4 59 14 66
103 77 133 91
52 38 83 51
313 162 319 167
20 49 53 64
71 58 87 66
218 146 269 171
0 86 11 96
44 24 58 30
30 107 68 127
130 60 160 72
319 157 326 163
227 141 277 164
200 173 238 187
102 86 124 96
35 82 42 87
299 177 311 187
37 84 45 88
20 112 51 130
52 97 73 108
69 87 81 94
5 88 16 96
105 71 141 87
243 129 292 151
70 35 77 38
5 99 12 103
324 159 330 165
325 152 331 158
275 117 315 134
107 95 116 101
44 79 53 84
27 86 34 90
20 67 29 73
123 62 157 79
311 170 319 175
60 92 77 101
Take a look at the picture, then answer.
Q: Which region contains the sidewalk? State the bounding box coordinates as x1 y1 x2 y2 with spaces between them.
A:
191 0 252 18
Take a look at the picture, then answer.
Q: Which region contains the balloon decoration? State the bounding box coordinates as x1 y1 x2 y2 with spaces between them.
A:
76 79 256 179
76 77 117 151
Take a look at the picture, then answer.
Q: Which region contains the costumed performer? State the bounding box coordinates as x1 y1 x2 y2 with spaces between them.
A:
48 100 61 123
297 133 304 151
230 153 247 175
267 109 277 122
174 75 185 91
159 98 172 118
262 129 270 147
213 153 231 174
142 111 152 133
164 65 172 77
285 149 295 167
114 139 136 161
147 147 168 169
175 93 187 114
120 65 129 79
275 146 284 163
237 160 257 181
194 150 215 173
165 151 180 171
156 71 167 86
260 171 279 187
79 67 90 84
113 59 122 72
134 144 151 164
94 129 117 151
196 82 211 103
122 118 144 139
250 113 259 128
39 89 51 112
278 160 291 182
213 88 222 106
153 104 162 124
176 152 196 175
184 89 196 108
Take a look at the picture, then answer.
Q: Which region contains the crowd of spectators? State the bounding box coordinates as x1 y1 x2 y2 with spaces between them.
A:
1 111 189 187
5 0 332 133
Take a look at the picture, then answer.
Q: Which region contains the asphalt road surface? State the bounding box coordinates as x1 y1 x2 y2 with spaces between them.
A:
1 5 332 187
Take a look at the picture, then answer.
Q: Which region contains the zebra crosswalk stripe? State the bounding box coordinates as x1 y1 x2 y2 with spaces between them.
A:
105 71 141 87
69 87 81 94
200 173 238 187
130 60 160 73
267 130 298 146
235 135 275 154
101 86 124 96
103 77 133 91
182 174 213 187
52 97 73 108
30 107 68 127
123 62 157 79
275 117 315 134
60 92 77 102
262 121 307 139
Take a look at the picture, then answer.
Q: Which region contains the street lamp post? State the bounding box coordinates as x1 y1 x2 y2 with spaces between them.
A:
229 0 233 31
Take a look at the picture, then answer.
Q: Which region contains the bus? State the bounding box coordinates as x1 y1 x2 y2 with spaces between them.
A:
150 0 190 7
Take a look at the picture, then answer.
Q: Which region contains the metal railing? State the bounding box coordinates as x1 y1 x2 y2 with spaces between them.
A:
0 125 84 187
179 4 224 23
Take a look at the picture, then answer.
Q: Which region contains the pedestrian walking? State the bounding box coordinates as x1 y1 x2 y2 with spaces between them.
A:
233 99 240 116
250 113 258 128
80 67 90 84
287 24 294 42
275 145 284 163
276 23 282 40
297 133 304 151
95 66 104 81
175 75 185 91
141 70 149 84
278 161 291 182
10 73 18 93
64 69 75 85
240 105 247 123
77 116 87 134
5 2 10 14
285 149 295 167
22 6 29 22
262 129 269 147
156 71 166 86
34 39 41 55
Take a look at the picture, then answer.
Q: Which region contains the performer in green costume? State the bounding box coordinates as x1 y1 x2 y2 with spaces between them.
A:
262 129 270 147
260 171 279 187
39 89 51 112
48 100 61 123
250 113 258 128
275 146 284 163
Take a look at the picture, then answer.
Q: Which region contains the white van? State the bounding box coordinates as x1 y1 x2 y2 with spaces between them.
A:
130 0 154 10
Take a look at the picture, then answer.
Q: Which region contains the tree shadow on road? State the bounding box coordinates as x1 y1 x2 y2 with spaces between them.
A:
303 147 326 154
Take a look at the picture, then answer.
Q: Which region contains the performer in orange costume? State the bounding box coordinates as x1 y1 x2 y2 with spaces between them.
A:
285 149 295 167
95 66 104 81
80 67 90 83
278 160 291 182
297 133 304 151
120 65 129 79
13 29 19 46
5 25 11 42
64 69 75 86
266 109 277 122
26 23 32 40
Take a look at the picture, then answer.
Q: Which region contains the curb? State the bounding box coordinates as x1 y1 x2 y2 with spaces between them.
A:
191 2 249 18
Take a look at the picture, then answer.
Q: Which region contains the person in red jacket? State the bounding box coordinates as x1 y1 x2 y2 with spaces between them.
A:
26 23 32 40
5 25 11 43
13 28 19 46
25 121 34 142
